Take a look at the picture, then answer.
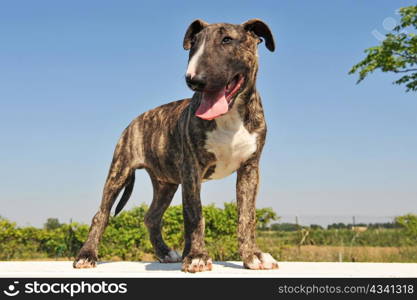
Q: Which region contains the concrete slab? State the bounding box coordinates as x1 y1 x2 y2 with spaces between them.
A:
0 261 416 278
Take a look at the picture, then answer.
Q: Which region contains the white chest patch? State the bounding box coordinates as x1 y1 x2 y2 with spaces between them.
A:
205 107 258 180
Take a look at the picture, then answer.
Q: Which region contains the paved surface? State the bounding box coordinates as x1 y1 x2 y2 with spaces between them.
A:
0 261 416 277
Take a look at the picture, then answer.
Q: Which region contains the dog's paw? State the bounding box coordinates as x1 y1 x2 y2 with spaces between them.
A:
160 250 182 263
181 253 213 273
73 249 97 269
244 252 279 270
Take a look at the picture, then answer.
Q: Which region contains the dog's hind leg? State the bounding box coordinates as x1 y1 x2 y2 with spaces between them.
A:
73 151 135 268
144 174 181 263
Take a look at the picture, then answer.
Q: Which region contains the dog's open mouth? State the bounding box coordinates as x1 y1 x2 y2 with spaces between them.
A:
195 74 244 120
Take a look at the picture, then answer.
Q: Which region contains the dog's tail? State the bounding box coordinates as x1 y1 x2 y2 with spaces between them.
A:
114 172 135 216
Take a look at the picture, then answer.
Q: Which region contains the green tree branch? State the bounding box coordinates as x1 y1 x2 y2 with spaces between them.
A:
349 5 417 92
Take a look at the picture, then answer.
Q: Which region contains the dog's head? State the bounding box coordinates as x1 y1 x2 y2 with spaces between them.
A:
183 19 275 120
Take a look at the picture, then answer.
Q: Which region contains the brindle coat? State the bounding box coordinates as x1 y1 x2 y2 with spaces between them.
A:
73 19 278 272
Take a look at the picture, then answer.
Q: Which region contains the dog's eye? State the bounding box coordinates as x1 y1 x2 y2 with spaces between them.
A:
222 36 233 44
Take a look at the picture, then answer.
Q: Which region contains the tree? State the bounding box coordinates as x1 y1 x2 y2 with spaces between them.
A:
256 207 278 230
44 218 62 230
327 222 348 230
349 5 417 92
310 224 323 230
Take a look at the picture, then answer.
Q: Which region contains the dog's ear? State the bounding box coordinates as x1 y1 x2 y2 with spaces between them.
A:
242 19 275 52
183 19 209 50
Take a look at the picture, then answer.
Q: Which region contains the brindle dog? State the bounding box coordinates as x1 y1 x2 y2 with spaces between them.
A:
73 19 278 272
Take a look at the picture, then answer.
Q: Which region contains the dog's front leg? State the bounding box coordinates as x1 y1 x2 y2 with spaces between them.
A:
237 157 279 270
180 163 212 273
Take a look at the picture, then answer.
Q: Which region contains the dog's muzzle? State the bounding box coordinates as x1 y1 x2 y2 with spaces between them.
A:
185 74 206 91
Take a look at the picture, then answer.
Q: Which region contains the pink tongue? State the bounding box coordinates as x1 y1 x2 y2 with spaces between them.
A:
195 88 229 120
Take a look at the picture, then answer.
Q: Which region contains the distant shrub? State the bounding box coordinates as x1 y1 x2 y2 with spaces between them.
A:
396 214 417 245
327 223 349 230
270 223 300 232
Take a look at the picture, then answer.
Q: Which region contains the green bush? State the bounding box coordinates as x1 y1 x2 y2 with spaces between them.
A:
1 209 415 261
396 214 417 245
0 202 277 261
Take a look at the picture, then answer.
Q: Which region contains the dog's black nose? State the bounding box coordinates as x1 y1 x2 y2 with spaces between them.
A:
185 74 206 91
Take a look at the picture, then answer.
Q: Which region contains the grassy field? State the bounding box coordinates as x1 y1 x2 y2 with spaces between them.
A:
278 245 417 262
7 243 417 263
257 230 417 263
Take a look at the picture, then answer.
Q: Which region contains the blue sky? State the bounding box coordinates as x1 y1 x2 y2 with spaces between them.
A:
0 0 416 226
